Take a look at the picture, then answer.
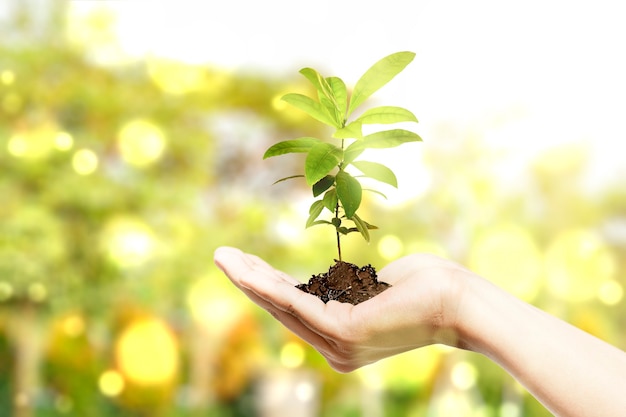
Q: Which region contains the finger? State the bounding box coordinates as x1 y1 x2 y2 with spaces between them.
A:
214 246 300 287
214 247 326 322
244 287 338 357
214 247 338 355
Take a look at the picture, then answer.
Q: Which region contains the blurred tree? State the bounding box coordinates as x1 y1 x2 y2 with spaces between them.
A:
0 2 325 416
1 2 624 417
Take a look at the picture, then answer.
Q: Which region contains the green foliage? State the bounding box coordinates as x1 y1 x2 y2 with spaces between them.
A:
264 51 421 260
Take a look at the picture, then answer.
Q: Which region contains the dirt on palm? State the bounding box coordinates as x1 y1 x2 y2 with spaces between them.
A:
296 260 390 305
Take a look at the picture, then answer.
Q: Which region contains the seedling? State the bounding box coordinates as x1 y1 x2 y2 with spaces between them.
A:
264 51 421 262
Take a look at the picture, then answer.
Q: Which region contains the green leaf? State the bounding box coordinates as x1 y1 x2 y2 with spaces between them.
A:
343 145 365 165
333 121 362 139
299 68 335 102
299 67 326 93
336 171 362 219
361 129 422 148
263 137 322 159
319 96 340 126
364 188 388 199
306 200 325 228
347 51 415 117
351 160 398 187
312 175 335 197
322 189 338 212
272 174 304 185
327 76 348 122
297 69 341 126
345 129 422 160
309 220 333 228
305 142 343 186
351 213 370 242
355 106 418 125
281 93 339 128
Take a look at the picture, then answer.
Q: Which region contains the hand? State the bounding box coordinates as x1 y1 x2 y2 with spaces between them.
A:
213 246 471 372
215 246 626 416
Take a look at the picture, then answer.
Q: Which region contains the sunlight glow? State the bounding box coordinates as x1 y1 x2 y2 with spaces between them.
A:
147 58 207 95
27 282 47 303
186 275 245 335
1 70 15 85
406 240 448 258
499 401 522 417
451 361 478 390
271 90 309 123
468 225 543 301
371 348 442 390
115 319 179 386
117 119 166 167
100 217 156 268
0 282 13 301
598 280 623 306
7 122 58 160
54 131 74 151
99 370 124 397
62 314 85 337
377 234 404 260
545 229 616 302
294 380 316 403
280 342 305 369
72 149 98 175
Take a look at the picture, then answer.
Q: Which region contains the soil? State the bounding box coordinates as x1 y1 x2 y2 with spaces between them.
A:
296 260 391 305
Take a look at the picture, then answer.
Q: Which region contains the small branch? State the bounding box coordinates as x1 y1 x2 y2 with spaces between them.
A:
335 203 342 261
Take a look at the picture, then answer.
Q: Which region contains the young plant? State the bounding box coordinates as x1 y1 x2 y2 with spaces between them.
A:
264 51 421 261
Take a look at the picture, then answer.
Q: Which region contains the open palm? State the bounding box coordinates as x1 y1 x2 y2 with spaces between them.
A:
214 246 469 372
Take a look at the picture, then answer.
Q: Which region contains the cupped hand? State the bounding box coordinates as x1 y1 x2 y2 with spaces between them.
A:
213 246 471 372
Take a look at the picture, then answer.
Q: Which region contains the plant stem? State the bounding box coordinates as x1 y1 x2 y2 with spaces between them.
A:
336 138 345 261
335 203 342 261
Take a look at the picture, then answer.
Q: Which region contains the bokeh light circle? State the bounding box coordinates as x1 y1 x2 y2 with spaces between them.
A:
468 224 543 301
545 229 616 302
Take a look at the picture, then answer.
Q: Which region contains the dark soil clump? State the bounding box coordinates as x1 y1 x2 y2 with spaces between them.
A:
296 260 391 305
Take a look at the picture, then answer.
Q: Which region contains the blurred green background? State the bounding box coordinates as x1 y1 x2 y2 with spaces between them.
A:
1 1 625 416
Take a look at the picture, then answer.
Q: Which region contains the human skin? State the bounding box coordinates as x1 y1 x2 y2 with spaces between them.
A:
213 246 626 417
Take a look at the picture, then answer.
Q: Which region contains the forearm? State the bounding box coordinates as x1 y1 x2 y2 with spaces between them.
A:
456 275 626 417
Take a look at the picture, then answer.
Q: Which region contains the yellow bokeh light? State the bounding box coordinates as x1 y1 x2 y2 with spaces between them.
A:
100 217 156 268
451 361 478 390
370 347 442 390
117 119 166 167
186 275 245 334
147 59 208 95
54 131 74 151
378 234 404 260
0 281 14 301
545 229 616 302
62 314 85 338
280 342 305 369
7 122 58 159
406 239 449 258
72 149 98 175
468 225 543 301
28 282 47 303
99 370 125 397
598 280 623 306
100 216 156 268
1 70 15 85
7 134 28 157
115 319 179 386
271 89 309 123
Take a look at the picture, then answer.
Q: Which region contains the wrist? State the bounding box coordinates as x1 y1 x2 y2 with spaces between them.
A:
434 268 492 352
